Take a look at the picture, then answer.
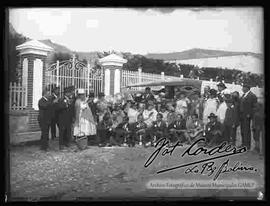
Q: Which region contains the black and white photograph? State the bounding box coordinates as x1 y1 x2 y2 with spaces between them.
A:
6 7 265 201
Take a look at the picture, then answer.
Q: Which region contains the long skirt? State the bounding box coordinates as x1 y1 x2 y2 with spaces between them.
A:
73 118 96 136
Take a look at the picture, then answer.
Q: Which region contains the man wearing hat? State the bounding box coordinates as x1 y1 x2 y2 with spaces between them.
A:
141 87 155 103
239 82 257 150
223 98 238 145
204 113 222 146
56 86 76 150
38 88 54 151
50 86 60 140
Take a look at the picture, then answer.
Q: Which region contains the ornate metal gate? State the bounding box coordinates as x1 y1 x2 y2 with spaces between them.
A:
46 55 104 97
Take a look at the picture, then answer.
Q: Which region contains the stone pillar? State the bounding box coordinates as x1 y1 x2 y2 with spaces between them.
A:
16 40 53 110
99 53 127 96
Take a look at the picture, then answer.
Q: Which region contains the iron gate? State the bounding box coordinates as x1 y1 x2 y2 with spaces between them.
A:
46 55 104 97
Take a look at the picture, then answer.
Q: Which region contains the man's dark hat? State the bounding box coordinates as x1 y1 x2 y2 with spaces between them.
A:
217 82 226 88
145 87 151 90
64 86 75 93
52 86 60 92
208 113 217 118
89 92 95 98
209 89 217 96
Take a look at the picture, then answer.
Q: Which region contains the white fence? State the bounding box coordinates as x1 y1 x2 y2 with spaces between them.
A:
122 68 183 90
9 67 264 110
9 82 27 110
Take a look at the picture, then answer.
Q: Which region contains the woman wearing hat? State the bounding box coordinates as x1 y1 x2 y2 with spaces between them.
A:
202 89 219 125
73 88 97 141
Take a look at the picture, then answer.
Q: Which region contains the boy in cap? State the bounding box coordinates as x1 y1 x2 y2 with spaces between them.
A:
204 113 222 146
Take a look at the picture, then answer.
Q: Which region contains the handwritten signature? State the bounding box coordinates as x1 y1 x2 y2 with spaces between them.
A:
144 138 257 180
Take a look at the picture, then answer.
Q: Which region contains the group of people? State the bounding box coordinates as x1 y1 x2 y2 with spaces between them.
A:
38 81 264 155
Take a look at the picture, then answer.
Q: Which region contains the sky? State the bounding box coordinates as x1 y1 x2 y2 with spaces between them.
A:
9 7 263 55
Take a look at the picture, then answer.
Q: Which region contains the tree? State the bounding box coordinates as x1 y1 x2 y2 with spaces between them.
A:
51 52 72 62
8 26 30 82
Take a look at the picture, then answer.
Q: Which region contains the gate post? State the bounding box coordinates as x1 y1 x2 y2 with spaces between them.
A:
16 40 53 110
99 53 127 96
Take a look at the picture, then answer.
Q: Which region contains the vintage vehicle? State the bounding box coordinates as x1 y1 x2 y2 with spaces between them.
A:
123 78 203 100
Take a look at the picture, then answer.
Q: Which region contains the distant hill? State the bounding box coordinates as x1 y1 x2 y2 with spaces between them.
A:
40 39 73 54
146 48 263 61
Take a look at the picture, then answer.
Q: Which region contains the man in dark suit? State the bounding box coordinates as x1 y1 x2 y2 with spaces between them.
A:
168 113 188 144
50 86 60 140
205 113 223 146
150 113 168 145
56 86 76 150
141 87 155 103
112 116 132 146
87 92 98 145
38 89 53 151
240 83 257 150
131 114 148 147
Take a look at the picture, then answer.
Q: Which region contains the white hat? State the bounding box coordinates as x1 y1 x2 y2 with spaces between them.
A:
77 88 85 94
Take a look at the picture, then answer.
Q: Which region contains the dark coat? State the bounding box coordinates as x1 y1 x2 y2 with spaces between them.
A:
56 96 75 127
51 93 60 121
224 105 238 127
132 121 148 132
151 120 167 132
205 121 222 135
88 101 98 121
38 97 53 125
141 93 155 103
168 119 187 130
240 91 257 119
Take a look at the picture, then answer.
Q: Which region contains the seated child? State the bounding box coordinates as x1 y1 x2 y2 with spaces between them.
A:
97 112 113 147
205 113 222 146
112 116 132 146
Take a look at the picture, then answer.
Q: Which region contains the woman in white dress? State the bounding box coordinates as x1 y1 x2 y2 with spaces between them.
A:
202 89 219 125
73 89 97 138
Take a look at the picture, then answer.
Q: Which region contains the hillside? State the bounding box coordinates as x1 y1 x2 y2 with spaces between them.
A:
146 48 263 61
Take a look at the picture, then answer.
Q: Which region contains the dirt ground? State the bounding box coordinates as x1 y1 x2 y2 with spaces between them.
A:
9 138 265 201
